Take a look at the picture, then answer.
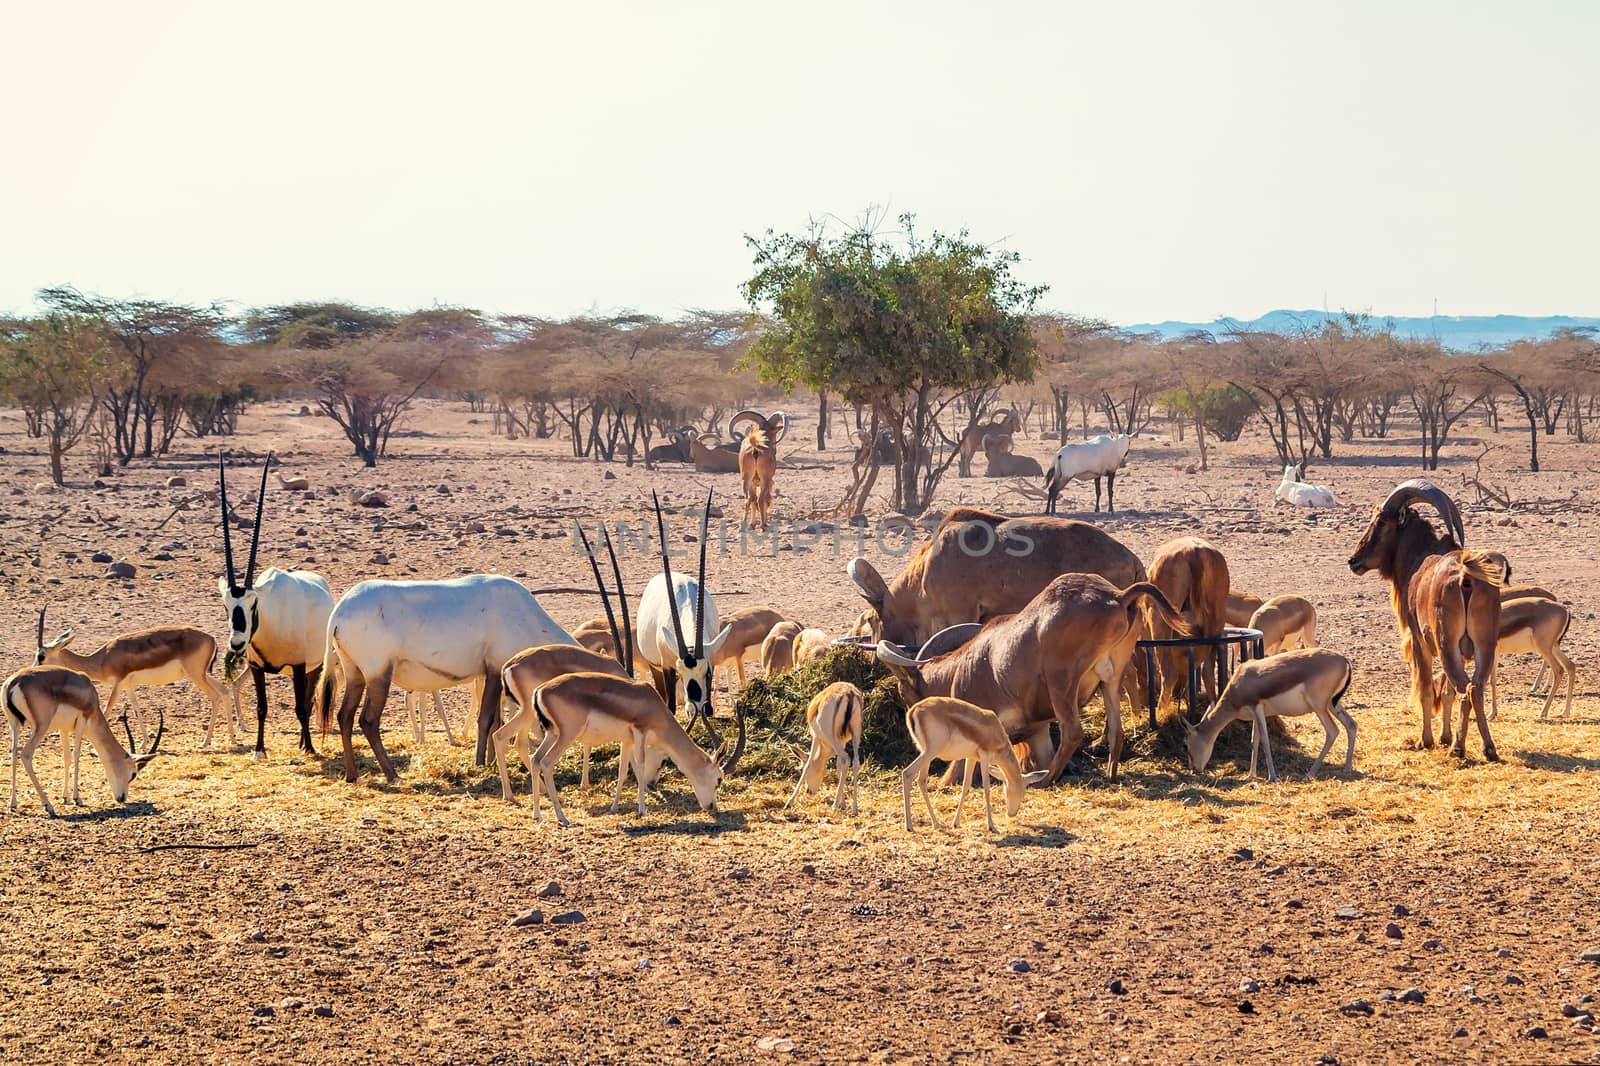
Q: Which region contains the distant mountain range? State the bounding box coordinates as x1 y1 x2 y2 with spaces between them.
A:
1124 310 1600 351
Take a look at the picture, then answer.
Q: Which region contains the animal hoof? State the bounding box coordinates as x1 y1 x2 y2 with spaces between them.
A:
1484 748 1500 762
252 751 267 763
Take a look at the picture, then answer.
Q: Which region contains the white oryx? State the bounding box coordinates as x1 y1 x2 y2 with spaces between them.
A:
1044 433 1131 514
217 452 336 759
317 575 574 782
635 491 735 741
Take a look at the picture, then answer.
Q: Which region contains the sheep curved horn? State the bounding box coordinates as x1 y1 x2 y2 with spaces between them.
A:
767 411 787 444
1381 479 1466 547
727 410 764 440
875 641 921 668
651 490 691 659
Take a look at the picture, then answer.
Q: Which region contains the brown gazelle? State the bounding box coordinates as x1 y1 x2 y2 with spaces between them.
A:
1182 649 1355 782
711 606 787 687
35 608 232 749
761 621 803 677
521 521 746 826
1488 595 1576 721
784 681 865 815
5 665 163 816
494 522 640 797
1225 591 1265 628
1248 595 1318 656
901 696 1027 834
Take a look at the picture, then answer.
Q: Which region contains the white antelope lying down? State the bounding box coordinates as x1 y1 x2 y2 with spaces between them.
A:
902 696 1027 834
5 665 163 816
784 681 865 816
1182 648 1355 783
35 608 231 749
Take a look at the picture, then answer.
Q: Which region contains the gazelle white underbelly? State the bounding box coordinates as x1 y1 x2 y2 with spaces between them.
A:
123 663 189 688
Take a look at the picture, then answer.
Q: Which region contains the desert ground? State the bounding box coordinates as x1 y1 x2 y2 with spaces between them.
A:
2 399 1599 1064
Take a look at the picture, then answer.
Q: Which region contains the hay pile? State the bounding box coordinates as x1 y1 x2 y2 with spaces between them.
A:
733 646 917 776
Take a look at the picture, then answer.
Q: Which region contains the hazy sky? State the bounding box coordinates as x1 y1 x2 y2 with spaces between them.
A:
3 1 1595 325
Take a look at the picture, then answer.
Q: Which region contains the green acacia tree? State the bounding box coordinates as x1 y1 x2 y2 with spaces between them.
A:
742 214 1043 515
1 315 111 484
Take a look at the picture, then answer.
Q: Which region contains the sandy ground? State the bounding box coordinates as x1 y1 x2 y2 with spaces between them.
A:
2 399 1599 1064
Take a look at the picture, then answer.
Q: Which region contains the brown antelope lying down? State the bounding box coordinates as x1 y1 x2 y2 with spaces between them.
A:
1487 595 1576 721
784 682 864 815
36 609 231 749
1248 595 1317 656
902 696 1026 834
6 666 163 816
1182 648 1355 783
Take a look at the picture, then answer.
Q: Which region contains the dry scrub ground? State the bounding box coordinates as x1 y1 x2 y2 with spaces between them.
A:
2 401 1599 1064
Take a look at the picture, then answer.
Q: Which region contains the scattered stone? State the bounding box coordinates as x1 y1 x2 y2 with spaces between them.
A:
1104 978 1126 995
602 470 616 480
1564 1004 1591 1018
728 867 753 881
537 881 563 898
754 1036 796 1054
152 551 174 561
1526 1026 1548 1039
312 1005 334 1018
1581 946 1600 964
1240 979 1261 993
510 909 544 927
848 514 868 527
800 863 817 878
1398 988 1425 1004
550 910 586 925
91 551 113 563
436 484 452 495
1035 1009 1061 1025
252 1005 276 1018
1504 973 1525 986
1392 904 1412 917
1423 938 1445 951
166 475 187 488
1228 846 1254 862
1452 1028 1469 1038
1385 923 1404 939
1339 999 1374 1016
354 490 389 508
1464 986 1488 1005
663 1015 681 1026
1005 959 1032 974
106 561 136 579
1334 906 1361 921
1238 999 1256 1013
1494 947 1513 959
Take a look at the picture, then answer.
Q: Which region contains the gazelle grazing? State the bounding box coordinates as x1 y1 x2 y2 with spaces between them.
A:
761 621 803 677
1248 595 1318 656
635 491 735 744
901 697 1027 834
35 608 231 749
1488 596 1576 721
6 665 164 816
711 607 787 688
784 682 865 815
729 410 786 531
1225 591 1265 628
217 452 336 759
1182 649 1355 783
792 628 833 666
494 521 649 797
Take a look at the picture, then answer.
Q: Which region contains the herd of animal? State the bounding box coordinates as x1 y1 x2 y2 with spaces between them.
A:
2 443 1583 834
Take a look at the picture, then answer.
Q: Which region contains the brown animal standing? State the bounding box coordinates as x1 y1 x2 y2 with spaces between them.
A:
729 410 786 531
1225 591 1265 628
784 681 866 815
1487 595 1576 720
5 665 163 816
712 607 788 687
1146 537 1231 713
1181 649 1355 782
35 609 232 749
901 696 1027 833
1347 480 1504 759
761 621 804 677
1248 595 1318 656
792 628 832 666
875 573 1189 783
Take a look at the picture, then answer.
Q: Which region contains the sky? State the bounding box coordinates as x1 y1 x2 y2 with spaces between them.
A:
2 0 1595 326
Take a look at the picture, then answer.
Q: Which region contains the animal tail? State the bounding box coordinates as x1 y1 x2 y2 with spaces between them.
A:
533 685 553 733
316 624 338 737
1331 659 1353 708
1120 581 1191 638
3 676 24 728
501 665 523 712
1461 549 1507 587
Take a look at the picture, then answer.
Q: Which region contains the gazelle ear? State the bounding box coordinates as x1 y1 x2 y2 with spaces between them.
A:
1178 717 1197 737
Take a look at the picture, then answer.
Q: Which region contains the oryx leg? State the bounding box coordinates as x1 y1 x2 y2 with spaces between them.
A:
358 669 398 784
294 664 318 755
336 670 367 784
252 664 271 760
1107 470 1117 513
473 670 504 767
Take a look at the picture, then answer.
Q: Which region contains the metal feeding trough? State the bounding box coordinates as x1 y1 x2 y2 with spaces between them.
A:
1135 626 1265 730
